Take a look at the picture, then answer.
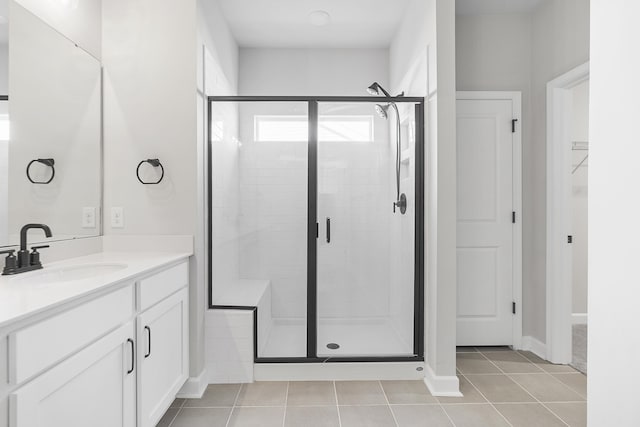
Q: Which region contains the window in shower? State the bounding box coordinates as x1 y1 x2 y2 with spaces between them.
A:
208 96 424 362
255 115 375 142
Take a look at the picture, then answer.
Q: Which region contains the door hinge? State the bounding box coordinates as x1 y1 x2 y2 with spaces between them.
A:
568 235 573 244
512 212 516 224
512 302 516 315
512 119 518 133
316 222 319 239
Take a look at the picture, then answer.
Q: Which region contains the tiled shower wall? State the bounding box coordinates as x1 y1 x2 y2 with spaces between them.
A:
389 103 417 350
237 102 309 320
212 100 417 331
316 103 393 319
210 101 241 302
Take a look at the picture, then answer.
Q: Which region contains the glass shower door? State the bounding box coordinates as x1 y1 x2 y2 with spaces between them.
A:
316 102 417 358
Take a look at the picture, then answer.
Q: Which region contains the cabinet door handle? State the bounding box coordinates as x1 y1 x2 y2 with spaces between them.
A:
144 326 151 358
326 217 331 243
127 338 135 374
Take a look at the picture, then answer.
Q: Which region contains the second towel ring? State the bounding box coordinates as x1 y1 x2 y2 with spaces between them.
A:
26 158 55 184
136 159 164 184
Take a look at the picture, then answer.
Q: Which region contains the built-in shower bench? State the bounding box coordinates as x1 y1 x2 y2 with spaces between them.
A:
205 279 272 384
215 279 271 308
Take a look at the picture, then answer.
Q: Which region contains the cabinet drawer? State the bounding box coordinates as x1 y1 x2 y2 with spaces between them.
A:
9 284 134 385
138 261 188 311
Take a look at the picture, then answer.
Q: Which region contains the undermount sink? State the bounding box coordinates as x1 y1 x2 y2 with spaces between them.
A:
10 263 128 286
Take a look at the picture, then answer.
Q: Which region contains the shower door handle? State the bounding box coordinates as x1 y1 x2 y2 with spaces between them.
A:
326 217 331 243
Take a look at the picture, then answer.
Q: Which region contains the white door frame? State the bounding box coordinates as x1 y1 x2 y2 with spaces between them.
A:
456 91 523 349
546 62 589 364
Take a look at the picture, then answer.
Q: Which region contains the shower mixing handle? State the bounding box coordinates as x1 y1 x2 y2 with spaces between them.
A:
394 193 408 215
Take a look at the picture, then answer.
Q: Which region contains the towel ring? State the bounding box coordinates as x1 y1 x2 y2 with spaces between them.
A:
136 159 164 184
26 159 55 184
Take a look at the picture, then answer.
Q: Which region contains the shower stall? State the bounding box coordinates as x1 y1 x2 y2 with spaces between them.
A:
208 94 424 363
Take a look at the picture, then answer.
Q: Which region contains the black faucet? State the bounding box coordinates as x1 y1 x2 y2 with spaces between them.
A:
1 224 52 275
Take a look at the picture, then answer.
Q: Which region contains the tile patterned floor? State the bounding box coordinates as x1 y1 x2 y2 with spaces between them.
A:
158 348 586 427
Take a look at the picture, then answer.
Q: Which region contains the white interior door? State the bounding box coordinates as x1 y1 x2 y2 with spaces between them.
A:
456 96 517 346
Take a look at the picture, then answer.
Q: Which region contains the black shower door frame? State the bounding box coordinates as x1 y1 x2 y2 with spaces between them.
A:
208 96 425 363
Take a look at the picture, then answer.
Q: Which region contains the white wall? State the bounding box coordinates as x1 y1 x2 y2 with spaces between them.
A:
455 1 589 343
14 0 101 59
571 80 588 315
530 0 590 342
391 0 458 394
456 12 533 336
589 2 640 425
239 48 389 96
197 0 239 383
102 0 199 377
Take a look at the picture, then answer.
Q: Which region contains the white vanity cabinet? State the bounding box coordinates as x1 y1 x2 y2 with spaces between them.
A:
1 258 190 427
10 322 137 427
136 263 189 427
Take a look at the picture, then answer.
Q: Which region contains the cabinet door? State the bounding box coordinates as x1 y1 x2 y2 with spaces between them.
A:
137 288 188 427
10 322 136 427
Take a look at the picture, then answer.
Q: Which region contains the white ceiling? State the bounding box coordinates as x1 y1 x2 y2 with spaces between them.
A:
456 0 544 15
216 0 412 48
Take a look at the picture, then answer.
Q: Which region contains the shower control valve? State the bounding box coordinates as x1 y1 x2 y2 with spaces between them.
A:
394 193 408 215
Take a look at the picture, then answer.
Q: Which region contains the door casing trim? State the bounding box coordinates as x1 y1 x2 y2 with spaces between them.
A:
546 62 590 364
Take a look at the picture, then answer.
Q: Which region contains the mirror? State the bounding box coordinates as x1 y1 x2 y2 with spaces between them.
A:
0 0 102 248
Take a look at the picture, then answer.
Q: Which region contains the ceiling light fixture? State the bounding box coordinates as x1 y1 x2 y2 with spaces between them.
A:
308 10 331 27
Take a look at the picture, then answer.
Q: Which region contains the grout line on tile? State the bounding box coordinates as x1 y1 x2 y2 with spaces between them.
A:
225 384 243 427
282 382 289 427
509 372 585 401
337 403 397 407
166 407 181 427
538 402 572 426
550 373 588 399
378 380 400 427
224 406 235 427
501 373 571 427
458 372 515 427
333 381 342 427
436 398 458 427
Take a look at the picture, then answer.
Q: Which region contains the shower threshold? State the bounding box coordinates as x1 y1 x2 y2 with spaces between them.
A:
260 317 414 359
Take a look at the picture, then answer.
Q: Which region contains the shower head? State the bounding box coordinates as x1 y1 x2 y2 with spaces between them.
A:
367 82 391 97
375 104 390 120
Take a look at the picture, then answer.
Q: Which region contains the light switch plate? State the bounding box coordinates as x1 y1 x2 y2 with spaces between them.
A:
82 207 96 229
111 207 124 229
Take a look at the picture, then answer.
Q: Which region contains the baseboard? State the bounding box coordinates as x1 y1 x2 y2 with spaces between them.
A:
521 336 547 361
423 364 462 397
572 313 588 325
176 369 208 399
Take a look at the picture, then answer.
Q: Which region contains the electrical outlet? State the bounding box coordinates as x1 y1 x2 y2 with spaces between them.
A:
82 207 96 229
111 207 124 229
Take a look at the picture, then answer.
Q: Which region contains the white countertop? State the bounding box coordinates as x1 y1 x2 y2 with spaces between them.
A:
0 251 192 329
